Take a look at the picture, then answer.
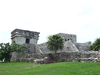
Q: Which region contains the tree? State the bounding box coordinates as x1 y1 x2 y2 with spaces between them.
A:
0 43 26 62
47 34 64 53
0 43 11 62
11 43 26 52
47 34 64 62
90 38 100 51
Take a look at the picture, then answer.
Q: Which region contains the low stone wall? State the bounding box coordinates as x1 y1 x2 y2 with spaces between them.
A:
52 51 99 62
11 52 48 62
11 51 100 62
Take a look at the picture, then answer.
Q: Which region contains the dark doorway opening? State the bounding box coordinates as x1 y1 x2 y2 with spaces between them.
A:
48 53 54 61
26 39 30 44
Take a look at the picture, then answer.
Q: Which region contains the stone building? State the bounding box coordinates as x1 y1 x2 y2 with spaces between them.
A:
11 29 94 62
11 29 91 54
58 33 77 43
38 33 91 54
11 29 40 53
58 33 91 51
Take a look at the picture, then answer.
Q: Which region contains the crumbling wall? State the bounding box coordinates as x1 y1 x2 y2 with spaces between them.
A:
54 51 99 62
38 40 91 54
11 51 100 62
58 33 77 43
38 43 54 54
75 42 91 51
38 40 79 54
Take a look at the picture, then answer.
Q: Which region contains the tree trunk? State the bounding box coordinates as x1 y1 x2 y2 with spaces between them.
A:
54 51 58 62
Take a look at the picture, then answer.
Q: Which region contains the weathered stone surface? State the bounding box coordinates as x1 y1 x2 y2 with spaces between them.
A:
38 33 91 53
11 52 26 62
63 40 79 51
11 29 40 54
34 44 44 54
24 44 36 53
58 33 77 43
11 51 100 62
34 57 48 64
38 43 54 54
11 29 40 44
75 42 91 51
10 29 97 63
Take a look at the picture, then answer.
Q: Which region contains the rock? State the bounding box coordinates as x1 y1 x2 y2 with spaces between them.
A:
34 57 48 64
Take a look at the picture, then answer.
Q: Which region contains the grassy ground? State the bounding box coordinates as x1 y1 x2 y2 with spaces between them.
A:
0 62 100 75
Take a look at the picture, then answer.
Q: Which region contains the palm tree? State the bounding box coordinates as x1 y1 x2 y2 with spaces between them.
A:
47 34 64 62
47 34 64 53
90 38 100 51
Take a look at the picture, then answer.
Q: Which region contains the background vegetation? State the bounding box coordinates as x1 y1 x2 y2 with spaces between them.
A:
90 38 100 51
0 43 26 62
47 34 64 53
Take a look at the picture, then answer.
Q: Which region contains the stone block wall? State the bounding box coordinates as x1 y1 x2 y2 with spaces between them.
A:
52 51 99 62
11 51 100 62
75 42 91 51
58 33 77 43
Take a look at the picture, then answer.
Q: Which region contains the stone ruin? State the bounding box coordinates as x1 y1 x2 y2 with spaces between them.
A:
11 29 100 63
11 28 40 53
38 33 91 53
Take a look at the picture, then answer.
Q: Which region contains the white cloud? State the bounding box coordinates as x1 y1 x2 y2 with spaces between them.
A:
0 0 100 44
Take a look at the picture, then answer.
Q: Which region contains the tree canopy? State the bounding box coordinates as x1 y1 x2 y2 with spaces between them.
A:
47 34 64 53
90 38 100 51
0 43 26 62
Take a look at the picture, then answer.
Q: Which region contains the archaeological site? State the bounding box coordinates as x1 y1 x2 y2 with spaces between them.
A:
11 29 100 63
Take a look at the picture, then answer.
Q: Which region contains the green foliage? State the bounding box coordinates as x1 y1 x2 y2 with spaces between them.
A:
90 38 100 51
47 34 64 53
0 43 26 62
0 43 11 61
11 43 26 52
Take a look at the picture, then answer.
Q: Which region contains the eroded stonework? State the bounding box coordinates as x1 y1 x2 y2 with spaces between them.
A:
11 29 91 54
38 33 91 54
11 29 99 62
11 29 40 53
58 33 77 43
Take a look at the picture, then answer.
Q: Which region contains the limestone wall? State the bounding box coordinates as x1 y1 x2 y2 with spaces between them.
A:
11 51 100 62
24 44 36 53
38 43 54 54
58 33 77 43
75 42 91 51
11 52 47 62
53 51 99 62
38 41 80 54
38 40 91 54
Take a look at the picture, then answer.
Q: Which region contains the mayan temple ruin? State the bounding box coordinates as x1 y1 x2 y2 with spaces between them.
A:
11 29 40 53
38 33 91 54
11 29 100 62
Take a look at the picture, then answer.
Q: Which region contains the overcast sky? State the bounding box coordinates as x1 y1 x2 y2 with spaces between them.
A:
0 0 100 44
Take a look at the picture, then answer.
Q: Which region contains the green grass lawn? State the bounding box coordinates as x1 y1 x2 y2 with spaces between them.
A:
0 62 100 75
